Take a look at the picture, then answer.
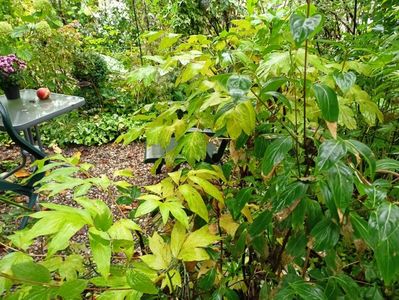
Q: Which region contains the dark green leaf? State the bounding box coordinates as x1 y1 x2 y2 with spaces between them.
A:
262 136 293 175
311 218 340 251
286 232 307 257
327 162 353 211
232 229 247 258
272 181 308 212
345 139 376 178
316 139 347 171
198 268 216 290
226 188 253 220
116 196 133 205
376 158 399 172
313 84 339 122
368 202 399 284
334 274 360 299
252 235 269 259
249 210 273 236
350 212 371 245
261 77 288 93
285 280 327 300
261 91 292 111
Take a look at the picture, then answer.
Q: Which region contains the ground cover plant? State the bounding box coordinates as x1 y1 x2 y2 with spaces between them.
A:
0 0 399 299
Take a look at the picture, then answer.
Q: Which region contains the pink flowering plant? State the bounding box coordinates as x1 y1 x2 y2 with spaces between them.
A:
0 54 27 89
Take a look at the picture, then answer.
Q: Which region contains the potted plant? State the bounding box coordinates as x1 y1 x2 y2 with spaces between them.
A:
0 54 27 100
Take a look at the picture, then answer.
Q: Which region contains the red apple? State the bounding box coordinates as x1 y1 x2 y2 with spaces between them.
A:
36 87 51 100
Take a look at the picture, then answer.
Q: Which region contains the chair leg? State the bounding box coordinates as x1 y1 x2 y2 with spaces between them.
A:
18 193 38 229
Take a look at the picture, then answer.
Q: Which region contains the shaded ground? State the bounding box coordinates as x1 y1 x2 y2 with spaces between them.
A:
0 142 165 255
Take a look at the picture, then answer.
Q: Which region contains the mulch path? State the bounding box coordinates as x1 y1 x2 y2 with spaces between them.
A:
0 142 165 256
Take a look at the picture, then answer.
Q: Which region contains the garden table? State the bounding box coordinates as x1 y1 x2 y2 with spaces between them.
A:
0 89 85 177
0 89 84 227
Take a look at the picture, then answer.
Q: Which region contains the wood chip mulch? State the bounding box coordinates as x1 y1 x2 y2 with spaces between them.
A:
0 142 166 257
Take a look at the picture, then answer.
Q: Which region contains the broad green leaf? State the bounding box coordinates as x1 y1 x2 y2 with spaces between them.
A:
333 71 356 94
257 51 290 78
313 84 339 122
249 210 273 237
327 163 353 211
272 181 308 212
198 268 216 290
126 269 158 294
108 219 140 257
76 198 112 231
261 77 288 93
12 262 51 283
177 61 206 84
113 169 134 178
141 232 172 270
235 100 256 136
376 158 399 172
333 274 360 299
168 170 182 185
178 247 210 261
316 139 347 171
189 175 224 203
97 290 142 300
290 14 322 47
288 280 327 300
171 222 186 257
58 279 88 299
350 212 371 245
368 203 399 284
158 33 181 50
262 136 293 176
0 253 32 295
59 255 85 281
179 132 208 165
311 218 340 251
142 30 164 42
89 228 111 278
178 184 209 222
286 232 307 257
135 199 160 218
9 206 89 253
260 91 292 111
226 188 253 220
345 139 376 178
163 201 189 229
181 226 218 251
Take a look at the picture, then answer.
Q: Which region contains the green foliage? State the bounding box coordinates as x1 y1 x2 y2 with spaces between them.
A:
72 51 109 109
1 1 399 299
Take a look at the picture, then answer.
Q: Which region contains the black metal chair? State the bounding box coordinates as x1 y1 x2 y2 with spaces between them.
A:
0 101 46 228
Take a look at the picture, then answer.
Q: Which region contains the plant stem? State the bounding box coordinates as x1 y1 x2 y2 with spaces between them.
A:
353 0 358 35
132 0 144 66
273 228 292 274
303 0 311 177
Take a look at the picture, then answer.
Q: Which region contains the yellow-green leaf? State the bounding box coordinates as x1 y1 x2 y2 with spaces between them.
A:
188 175 224 203
178 184 209 222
